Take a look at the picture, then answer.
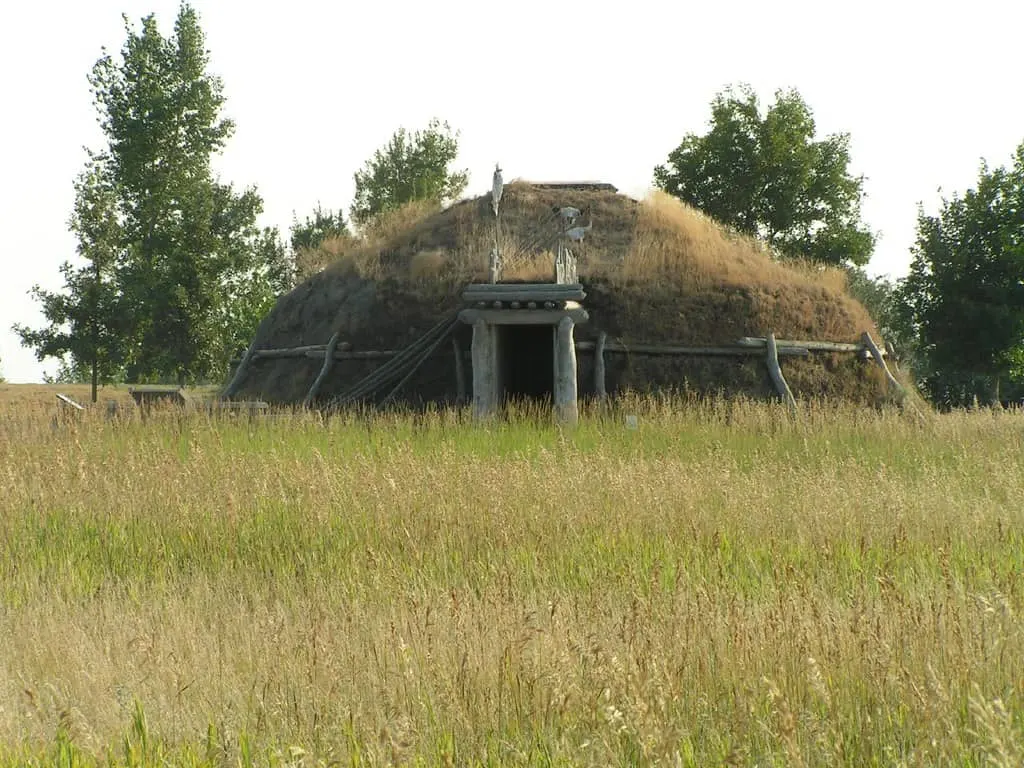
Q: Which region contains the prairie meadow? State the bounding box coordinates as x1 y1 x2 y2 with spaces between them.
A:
0 394 1022 766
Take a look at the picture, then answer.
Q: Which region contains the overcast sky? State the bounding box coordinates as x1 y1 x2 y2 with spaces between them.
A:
2 0 1022 383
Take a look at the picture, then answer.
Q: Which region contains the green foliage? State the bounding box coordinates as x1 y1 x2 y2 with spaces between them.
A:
350 118 468 227
844 267 917 365
895 141 1024 406
14 158 125 400
655 85 875 266
289 205 349 252
289 205 351 282
16 5 291 387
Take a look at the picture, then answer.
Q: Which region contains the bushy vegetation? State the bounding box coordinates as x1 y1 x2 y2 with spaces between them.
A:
1 398 1022 766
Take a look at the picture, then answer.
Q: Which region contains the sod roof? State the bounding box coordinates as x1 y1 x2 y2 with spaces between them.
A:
232 183 890 405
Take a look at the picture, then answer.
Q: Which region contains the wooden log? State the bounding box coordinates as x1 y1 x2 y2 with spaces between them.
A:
462 283 585 300
884 340 900 372
56 393 86 411
453 337 466 404
861 331 905 398
594 331 607 398
302 349 400 360
766 332 797 413
240 336 872 369
303 332 342 407
222 337 259 399
736 336 871 354
555 316 579 424
471 319 497 420
253 345 326 359
458 307 589 326
573 340 809 357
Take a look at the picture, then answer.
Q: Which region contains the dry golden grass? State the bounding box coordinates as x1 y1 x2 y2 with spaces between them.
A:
322 200 444 283
609 191 850 295
294 233 360 282
311 187 854 298
301 187 874 338
1 396 1022 766
408 249 448 281
0 383 135 411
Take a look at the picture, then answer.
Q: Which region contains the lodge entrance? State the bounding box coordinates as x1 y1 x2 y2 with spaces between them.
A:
458 283 589 423
498 324 555 404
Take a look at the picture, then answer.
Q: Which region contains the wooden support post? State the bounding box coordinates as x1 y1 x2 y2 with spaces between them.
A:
884 340 900 372
594 331 607 399
303 331 342 407
222 337 258 400
452 337 466 404
471 319 497 420
861 331 906 399
766 332 797 413
554 315 579 424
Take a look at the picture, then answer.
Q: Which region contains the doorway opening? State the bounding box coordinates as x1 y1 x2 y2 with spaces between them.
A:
498 324 554 404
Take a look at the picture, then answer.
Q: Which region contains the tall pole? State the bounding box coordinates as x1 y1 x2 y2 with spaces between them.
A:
491 164 503 283
91 258 99 403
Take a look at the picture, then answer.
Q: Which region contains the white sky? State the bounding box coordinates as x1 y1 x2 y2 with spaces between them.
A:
2 0 1022 383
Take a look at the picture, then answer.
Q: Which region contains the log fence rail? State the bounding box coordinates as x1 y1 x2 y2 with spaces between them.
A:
224 331 898 410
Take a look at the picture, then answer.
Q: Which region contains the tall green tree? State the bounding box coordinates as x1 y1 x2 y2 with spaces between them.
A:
17 4 289 386
895 142 1024 407
351 119 468 227
15 157 125 401
654 85 875 266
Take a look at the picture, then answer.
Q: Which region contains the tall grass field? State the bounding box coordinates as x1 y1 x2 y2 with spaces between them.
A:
1 395 1022 766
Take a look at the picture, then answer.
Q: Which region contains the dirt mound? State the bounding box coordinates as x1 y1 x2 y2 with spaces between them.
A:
232 183 888 405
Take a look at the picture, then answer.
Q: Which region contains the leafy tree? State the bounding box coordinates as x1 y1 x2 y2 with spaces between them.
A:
351 119 468 227
17 5 288 386
895 141 1024 407
655 85 875 266
290 205 349 252
844 267 916 359
15 158 125 401
289 205 352 282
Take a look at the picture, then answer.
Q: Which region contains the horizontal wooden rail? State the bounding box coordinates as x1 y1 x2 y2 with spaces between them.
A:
735 336 878 356
574 340 810 357
229 336 879 366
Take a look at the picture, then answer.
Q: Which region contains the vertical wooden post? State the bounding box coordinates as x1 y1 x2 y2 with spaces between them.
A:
554 315 579 424
452 337 466 404
594 331 607 399
471 319 497 420
304 331 342 407
766 332 797 413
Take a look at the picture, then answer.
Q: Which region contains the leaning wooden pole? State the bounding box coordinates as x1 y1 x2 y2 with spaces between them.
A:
221 338 259 400
766 332 797 413
594 331 607 399
861 331 906 399
884 340 900 372
303 331 342 408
